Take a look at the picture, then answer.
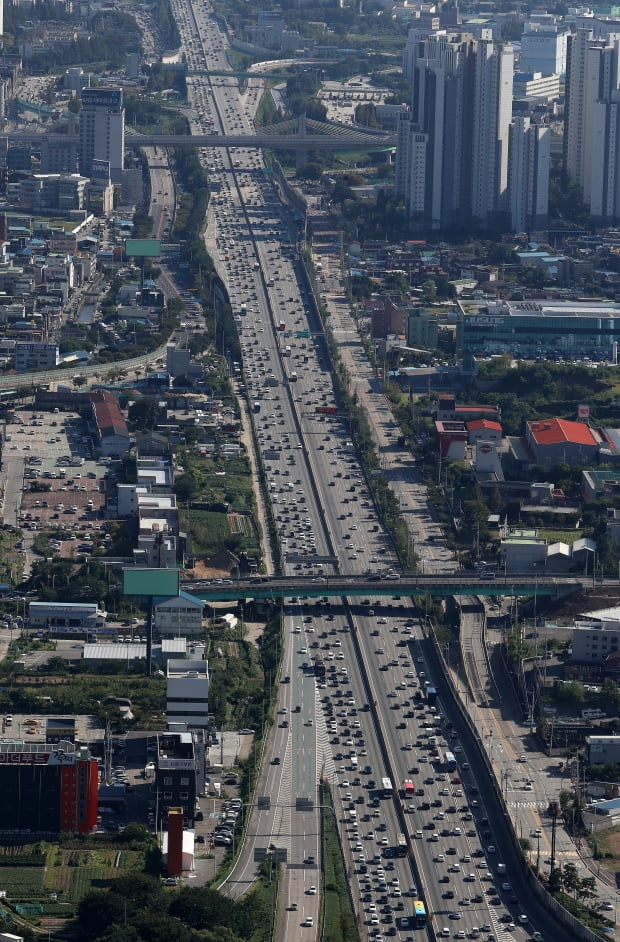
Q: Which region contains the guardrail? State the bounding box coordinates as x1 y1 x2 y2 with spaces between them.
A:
430 624 603 942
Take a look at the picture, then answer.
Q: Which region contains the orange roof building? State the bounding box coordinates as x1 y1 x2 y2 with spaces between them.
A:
526 418 603 468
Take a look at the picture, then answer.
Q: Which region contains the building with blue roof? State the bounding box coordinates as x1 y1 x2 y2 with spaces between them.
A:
153 590 205 637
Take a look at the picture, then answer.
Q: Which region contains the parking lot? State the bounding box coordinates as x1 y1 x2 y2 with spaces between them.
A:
4 408 113 561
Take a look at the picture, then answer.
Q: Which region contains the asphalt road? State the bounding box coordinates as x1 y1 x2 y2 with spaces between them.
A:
164 4 589 942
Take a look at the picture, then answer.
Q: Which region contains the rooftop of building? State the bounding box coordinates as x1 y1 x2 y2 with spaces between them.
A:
167 658 208 678
587 797 620 813
527 418 600 447
467 418 503 431
29 601 104 613
89 389 128 439
154 590 205 607
461 298 620 318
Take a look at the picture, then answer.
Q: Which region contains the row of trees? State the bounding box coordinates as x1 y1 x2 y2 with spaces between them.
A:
77 865 276 941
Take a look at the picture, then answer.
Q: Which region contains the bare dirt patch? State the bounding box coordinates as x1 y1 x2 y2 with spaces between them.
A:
549 587 620 621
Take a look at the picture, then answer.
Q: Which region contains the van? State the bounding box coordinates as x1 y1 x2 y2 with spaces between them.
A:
581 708 606 720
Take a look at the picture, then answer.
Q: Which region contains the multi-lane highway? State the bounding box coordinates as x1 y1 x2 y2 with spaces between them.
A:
165 3 585 942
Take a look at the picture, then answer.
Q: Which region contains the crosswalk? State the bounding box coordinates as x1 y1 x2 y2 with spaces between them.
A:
506 800 548 810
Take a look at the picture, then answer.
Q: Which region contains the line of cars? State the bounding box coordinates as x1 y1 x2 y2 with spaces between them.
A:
213 796 242 846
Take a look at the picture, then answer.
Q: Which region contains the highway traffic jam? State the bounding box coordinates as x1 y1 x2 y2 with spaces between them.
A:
169 0 550 939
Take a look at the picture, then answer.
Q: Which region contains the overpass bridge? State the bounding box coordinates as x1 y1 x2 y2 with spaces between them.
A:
181 572 583 602
10 116 396 162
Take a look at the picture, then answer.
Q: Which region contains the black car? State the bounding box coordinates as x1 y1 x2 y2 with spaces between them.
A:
443 891 455 899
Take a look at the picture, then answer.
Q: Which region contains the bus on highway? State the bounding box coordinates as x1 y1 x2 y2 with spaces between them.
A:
403 779 415 798
381 776 393 798
444 751 457 772
396 833 407 856
413 900 427 927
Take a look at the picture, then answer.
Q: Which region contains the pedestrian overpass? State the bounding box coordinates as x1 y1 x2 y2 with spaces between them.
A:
181 572 582 603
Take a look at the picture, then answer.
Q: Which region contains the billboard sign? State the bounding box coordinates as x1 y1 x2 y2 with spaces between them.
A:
158 758 197 770
123 568 179 597
0 752 50 765
91 158 110 181
82 88 123 109
125 239 161 259
578 404 590 420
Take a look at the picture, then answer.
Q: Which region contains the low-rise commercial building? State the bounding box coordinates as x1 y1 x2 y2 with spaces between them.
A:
526 417 603 468
457 298 620 359
572 615 620 665
28 601 106 634
588 735 620 765
154 591 204 637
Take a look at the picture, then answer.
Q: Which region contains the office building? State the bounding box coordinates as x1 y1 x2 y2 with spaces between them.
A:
155 732 198 825
79 88 125 183
572 615 620 665
509 117 551 233
166 659 209 728
14 342 58 372
397 30 526 233
0 740 98 835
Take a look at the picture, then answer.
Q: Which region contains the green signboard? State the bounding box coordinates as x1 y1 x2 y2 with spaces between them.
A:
123 568 179 597
296 330 310 339
125 239 161 258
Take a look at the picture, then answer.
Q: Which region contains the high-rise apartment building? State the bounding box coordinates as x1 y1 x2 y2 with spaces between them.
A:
79 88 125 183
397 30 532 233
471 38 514 228
509 117 551 233
564 28 620 222
397 30 475 231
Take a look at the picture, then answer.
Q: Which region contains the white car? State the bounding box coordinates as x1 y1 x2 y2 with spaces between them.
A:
307 886 317 895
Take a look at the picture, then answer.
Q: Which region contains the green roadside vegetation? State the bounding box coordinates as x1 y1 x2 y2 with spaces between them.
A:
0 528 25 586
72 854 278 941
320 782 360 942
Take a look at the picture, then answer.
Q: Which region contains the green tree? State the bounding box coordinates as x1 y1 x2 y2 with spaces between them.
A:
556 680 585 704
78 891 127 937
421 279 437 303
128 397 160 431
561 862 581 899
